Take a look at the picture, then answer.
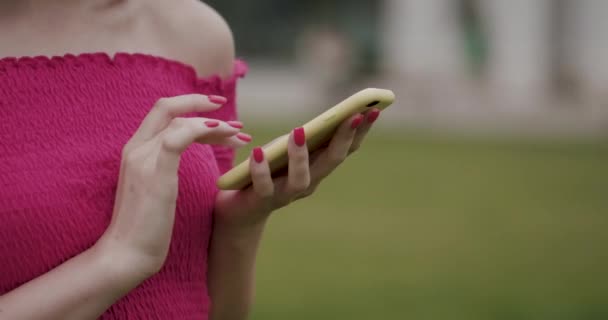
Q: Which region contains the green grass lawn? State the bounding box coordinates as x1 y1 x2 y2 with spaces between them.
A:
235 124 608 320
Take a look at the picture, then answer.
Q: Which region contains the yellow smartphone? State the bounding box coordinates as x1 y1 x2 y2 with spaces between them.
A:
216 88 395 190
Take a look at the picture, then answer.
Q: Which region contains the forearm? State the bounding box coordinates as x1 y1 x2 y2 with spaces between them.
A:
207 220 267 320
0 239 147 320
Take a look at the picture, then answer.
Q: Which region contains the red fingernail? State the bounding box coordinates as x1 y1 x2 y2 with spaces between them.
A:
351 114 364 129
253 147 264 163
367 109 380 123
293 127 306 147
205 120 220 128
208 95 227 104
236 133 252 142
227 121 243 129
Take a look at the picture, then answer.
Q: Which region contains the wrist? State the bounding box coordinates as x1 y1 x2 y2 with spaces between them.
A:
211 218 268 250
92 235 157 289
213 216 267 235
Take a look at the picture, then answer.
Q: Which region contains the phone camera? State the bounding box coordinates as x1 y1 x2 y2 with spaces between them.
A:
366 100 380 107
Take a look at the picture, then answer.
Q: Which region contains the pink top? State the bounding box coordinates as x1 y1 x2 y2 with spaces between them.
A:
0 53 247 319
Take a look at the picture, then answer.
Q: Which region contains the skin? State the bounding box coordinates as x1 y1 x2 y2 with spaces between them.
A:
0 1 381 319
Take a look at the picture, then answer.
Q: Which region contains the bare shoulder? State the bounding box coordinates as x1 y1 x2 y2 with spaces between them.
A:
147 0 236 78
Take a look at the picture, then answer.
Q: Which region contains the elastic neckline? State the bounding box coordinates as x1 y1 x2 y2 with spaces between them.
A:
0 52 248 84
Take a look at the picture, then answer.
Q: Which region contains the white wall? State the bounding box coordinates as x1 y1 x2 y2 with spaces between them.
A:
563 0 608 106
382 0 466 78
479 0 553 110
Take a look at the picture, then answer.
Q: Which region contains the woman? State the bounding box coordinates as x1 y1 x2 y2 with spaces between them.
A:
0 1 381 319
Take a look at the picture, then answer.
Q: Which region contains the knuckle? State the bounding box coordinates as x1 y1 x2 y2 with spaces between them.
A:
251 170 268 182
298 188 315 199
327 152 346 166
160 134 180 152
251 170 274 197
255 185 274 198
291 151 309 163
168 117 186 129
189 94 206 105
289 178 310 194
154 97 171 110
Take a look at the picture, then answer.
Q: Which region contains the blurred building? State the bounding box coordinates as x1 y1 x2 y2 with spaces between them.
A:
207 0 608 136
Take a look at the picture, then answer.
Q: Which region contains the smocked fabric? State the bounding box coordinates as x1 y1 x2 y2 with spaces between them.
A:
0 52 247 319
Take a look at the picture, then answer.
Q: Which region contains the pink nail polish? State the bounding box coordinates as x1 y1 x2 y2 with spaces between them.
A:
236 133 252 142
253 147 264 163
227 121 243 129
208 95 227 104
204 120 220 128
293 127 306 147
367 109 380 124
351 114 364 129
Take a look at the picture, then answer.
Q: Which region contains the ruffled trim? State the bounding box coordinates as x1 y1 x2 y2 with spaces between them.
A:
0 52 247 91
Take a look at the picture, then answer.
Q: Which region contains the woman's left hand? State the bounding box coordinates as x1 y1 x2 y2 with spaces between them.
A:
214 108 381 228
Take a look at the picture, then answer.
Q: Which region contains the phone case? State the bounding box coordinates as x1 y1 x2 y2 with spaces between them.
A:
216 88 395 190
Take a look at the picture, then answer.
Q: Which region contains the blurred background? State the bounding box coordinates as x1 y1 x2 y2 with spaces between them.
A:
206 0 608 319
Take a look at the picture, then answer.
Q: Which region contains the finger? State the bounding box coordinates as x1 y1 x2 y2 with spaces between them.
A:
155 118 245 173
163 119 243 150
249 146 274 198
204 132 252 149
133 94 227 142
349 108 380 154
310 113 362 181
285 127 310 196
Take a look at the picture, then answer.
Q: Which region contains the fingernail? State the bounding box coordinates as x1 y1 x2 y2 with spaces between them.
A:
227 121 243 129
351 114 364 129
236 133 252 142
204 120 220 128
367 109 380 124
208 95 227 104
253 147 264 163
293 127 306 147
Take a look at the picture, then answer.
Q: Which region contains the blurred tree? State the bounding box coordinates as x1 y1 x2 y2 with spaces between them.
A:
459 0 488 76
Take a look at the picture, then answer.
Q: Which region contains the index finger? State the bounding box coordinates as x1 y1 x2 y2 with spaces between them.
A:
132 94 226 142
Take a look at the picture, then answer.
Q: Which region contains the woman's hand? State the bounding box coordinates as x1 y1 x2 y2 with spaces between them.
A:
209 108 381 320
214 108 381 227
96 94 250 279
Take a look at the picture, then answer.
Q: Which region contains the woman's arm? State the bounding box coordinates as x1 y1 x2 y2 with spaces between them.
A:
0 94 250 320
0 241 146 320
207 221 267 320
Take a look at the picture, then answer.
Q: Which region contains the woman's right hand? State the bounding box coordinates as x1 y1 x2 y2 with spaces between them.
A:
96 94 250 279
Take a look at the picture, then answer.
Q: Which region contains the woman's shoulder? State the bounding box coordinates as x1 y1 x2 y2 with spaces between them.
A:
147 0 236 78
